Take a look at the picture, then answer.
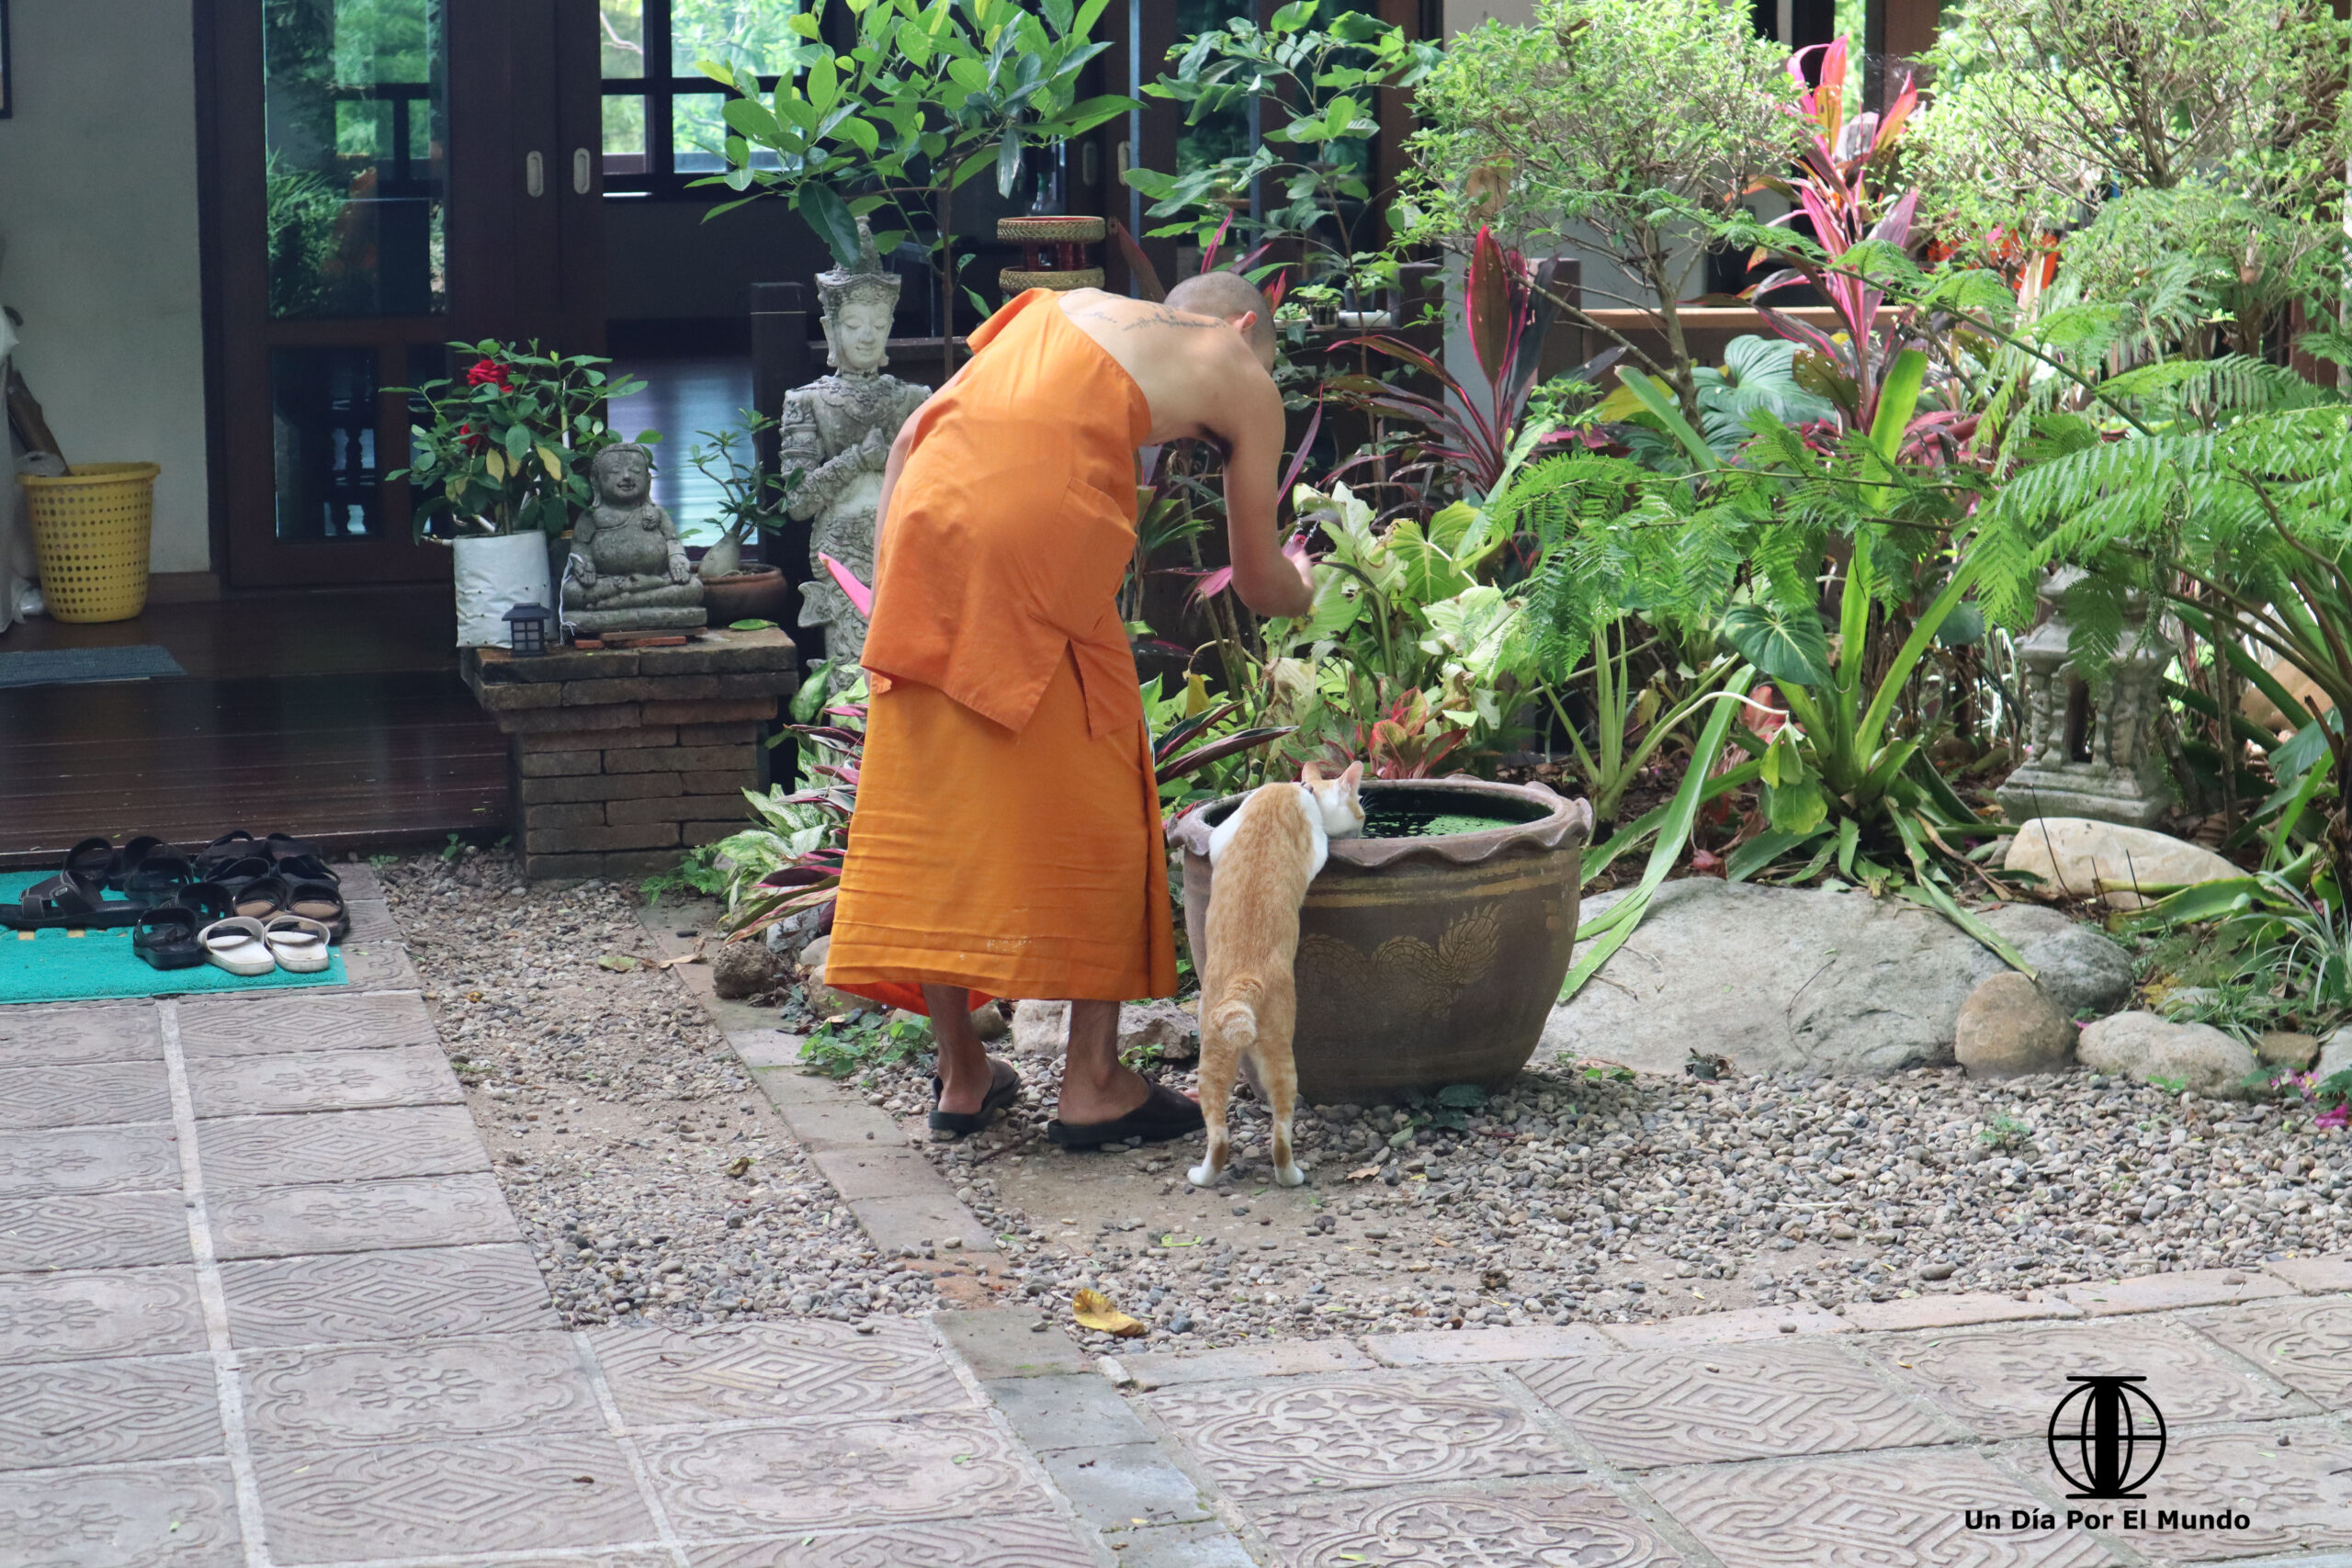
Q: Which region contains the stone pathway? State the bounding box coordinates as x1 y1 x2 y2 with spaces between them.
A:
4 920 2350 1566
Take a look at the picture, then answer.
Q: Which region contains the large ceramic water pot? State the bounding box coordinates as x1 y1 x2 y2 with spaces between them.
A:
1167 779 1592 1104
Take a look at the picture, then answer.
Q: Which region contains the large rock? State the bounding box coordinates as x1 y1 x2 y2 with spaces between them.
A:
1542 879 2132 1077
2077 1011 2257 1098
2004 818 2239 908
2314 1032 2350 1085
1955 973 2074 1077
1012 998 1201 1063
711 940 782 999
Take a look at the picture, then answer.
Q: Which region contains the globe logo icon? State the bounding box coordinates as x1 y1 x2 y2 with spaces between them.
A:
2047 1375 2166 1499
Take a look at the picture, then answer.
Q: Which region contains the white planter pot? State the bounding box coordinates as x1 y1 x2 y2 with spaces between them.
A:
453 531 554 648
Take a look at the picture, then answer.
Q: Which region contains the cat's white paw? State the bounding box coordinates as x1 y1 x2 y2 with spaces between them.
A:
1273 1159 1308 1188
1186 1161 1221 1187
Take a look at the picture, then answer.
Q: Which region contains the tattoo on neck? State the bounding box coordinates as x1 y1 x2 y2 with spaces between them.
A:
1071 303 1221 333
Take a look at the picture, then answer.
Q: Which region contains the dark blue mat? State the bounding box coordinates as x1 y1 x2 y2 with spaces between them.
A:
0 645 187 689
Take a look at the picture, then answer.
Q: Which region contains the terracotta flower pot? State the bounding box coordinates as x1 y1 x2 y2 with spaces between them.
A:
1167 779 1592 1104
698 564 791 626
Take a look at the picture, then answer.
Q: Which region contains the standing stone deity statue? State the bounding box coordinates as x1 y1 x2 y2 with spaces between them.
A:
562 443 708 634
781 219 931 675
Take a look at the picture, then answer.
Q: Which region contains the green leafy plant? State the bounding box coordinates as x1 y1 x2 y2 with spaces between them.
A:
1978 1111 2033 1149
686 410 802 559
698 0 1133 363
1133 3 1441 291
799 1010 933 1078
391 344 650 538
1400 0 1804 427
641 846 729 907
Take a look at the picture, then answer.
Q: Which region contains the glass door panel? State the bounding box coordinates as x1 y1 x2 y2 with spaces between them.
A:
264 0 447 319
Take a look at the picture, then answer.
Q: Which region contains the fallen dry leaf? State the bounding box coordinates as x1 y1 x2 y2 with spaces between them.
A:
725 1156 754 1178
596 954 638 973
1344 1166 1381 1181
1071 1288 1148 1338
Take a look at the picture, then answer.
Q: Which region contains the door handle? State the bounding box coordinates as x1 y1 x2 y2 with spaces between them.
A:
526 150 545 197
573 148 593 196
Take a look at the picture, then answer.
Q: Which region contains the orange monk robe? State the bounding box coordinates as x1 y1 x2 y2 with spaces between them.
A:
823 290 1180 1015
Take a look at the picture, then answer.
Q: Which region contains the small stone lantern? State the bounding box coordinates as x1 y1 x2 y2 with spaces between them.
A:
1996 568 2173 827
503 602 554 658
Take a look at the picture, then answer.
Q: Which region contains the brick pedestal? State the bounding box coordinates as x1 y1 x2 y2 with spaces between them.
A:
460 628 799 882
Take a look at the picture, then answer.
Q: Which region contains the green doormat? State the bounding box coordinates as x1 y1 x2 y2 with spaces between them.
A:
0 873 346 1005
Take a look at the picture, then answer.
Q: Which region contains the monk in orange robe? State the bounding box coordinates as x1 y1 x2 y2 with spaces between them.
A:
825 273 1314 1147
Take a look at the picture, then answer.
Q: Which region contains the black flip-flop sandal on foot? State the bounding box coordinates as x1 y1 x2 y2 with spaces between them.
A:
930 1058 1023 1138
1046 1080 1206 1150
133 905 206 970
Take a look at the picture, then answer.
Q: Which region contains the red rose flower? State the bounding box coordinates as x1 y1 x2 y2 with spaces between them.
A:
465 357 513 389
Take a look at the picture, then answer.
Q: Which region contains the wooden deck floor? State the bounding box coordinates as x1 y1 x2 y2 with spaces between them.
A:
0 588 507 868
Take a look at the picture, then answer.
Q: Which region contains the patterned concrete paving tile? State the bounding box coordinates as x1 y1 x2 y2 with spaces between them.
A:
2058 1418 2352 1563
0 1122 182 1198
687 1517 1099 1567
0 1059 172 1131
207 1173 520 1259
1859 1319 2317 1439
220 1243 555 1348
177 989 435 1056
336 942 420 991
252 1433 656 1564
1512 1337 1954 1468
0 1190 191 1272
188 1043 462 1118
1243 1478 1689 1567
592 1319 969 1427
0 1354 220 1471
640 1411 1048 1538
342 897 401 946
0 1266 207 1364
0 1004 160 1068
0 1459 243 1567
1146 1367 1583 1502
2186 1297 2352 1411
1643 1447 2120 1568
238 1331 603 1450
195 1105 487 1188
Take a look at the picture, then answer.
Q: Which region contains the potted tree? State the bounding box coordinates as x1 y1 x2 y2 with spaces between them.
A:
393 344 650 647
688 410 801 624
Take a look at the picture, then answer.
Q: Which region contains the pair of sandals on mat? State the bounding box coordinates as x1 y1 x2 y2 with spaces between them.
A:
4 831 348 973
930 1056 1204 1150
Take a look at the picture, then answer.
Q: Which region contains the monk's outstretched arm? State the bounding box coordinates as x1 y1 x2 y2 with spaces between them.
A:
1218 370 1315 620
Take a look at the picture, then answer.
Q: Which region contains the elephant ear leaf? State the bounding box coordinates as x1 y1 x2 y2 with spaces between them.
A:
1722 601 1832 688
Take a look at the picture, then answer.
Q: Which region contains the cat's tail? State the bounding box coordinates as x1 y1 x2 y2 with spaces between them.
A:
1207 976 1262 1050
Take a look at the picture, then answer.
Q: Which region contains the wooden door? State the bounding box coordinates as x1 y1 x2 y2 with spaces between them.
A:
205 0 605 588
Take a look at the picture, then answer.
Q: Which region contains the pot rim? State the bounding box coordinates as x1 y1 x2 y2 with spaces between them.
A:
1166 776 1593 869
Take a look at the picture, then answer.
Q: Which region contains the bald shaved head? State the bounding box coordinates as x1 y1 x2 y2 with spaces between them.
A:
1166 270 1276 357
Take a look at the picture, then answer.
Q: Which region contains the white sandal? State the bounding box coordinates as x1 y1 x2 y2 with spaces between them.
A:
263 915 333 975
199 917 276 976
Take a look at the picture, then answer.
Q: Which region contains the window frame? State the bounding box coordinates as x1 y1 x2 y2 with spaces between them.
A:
600 0 802 199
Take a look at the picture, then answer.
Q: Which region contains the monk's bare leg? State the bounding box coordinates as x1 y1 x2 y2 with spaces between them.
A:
925 986 994 1116
1058 999 1151 1123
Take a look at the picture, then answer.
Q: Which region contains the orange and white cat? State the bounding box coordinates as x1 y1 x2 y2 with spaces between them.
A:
1190 761 1365 1188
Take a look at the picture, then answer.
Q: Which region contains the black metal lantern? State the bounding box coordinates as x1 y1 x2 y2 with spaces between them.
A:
504 602 554 657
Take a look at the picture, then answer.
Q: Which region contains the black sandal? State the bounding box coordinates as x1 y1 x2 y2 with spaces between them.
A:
103 835 168 892
162 883 237 927
929 1058 1023 1138
275 853 340 886
231 873 290 922
282 877 348 943
2 863 145 931
132 905 206 970
123 853 195 903
193 830 259 877
211 857 276 904
1046 1080 1206 1150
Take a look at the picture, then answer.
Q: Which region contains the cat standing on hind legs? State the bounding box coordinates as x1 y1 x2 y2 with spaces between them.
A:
1189 761 1365 1188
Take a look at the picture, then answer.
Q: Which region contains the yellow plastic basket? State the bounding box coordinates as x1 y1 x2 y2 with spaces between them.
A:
18 463 161 624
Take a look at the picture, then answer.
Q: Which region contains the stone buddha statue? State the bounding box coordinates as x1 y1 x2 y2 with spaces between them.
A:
782 219 931 675
562 443 708 634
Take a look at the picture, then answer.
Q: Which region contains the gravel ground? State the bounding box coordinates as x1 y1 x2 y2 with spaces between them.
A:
380 848 939 1328
831 1022 2352 1350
